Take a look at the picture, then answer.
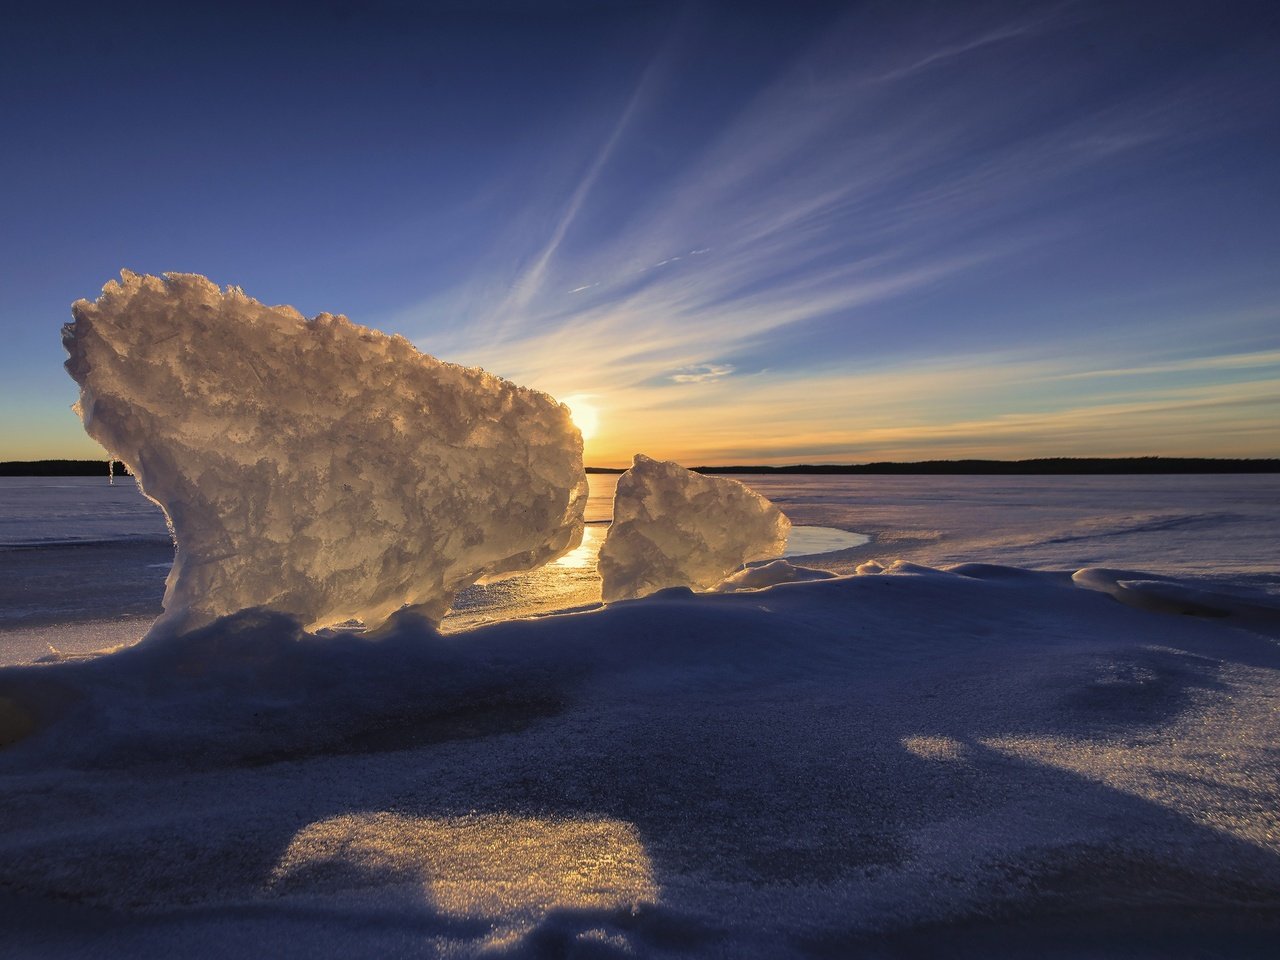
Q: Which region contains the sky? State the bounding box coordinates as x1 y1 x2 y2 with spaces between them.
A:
2 0 1278 467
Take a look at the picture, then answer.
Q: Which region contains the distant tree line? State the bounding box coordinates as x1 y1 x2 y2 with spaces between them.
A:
588 457 1280 475
3 457 1277 477
0 459 132 477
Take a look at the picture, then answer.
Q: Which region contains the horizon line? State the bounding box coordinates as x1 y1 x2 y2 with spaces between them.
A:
5 456 1277 478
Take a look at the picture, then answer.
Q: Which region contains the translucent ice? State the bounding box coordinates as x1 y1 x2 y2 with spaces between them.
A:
63 272 587 636
598 455 789 602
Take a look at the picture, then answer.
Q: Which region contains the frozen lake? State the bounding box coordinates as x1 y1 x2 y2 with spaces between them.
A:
1 473 1277 662
3 473 1280 956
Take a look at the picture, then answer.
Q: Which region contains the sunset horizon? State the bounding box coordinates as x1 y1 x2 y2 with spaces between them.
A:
2 3 1279 956
3 1 1277 466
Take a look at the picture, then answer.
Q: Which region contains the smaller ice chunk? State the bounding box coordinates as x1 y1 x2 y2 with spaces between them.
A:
598 455 789 602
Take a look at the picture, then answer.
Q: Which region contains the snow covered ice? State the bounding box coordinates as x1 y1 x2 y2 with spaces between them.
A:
2 469 1280 956
62 272 587 635
710 558 835 592
4 289 1277 957
598 454 790 601
3 560 1280 958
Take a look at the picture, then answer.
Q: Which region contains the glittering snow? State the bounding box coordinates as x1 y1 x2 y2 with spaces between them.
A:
2 564 1279 957
3 299 1278 958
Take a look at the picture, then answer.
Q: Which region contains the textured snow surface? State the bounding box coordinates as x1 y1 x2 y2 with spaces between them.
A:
2 568 1280 957
598 454 789 601
711 558 835 592
62 272 587 635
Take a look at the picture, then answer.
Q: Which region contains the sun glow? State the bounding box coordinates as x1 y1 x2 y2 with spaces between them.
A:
562 394 599 442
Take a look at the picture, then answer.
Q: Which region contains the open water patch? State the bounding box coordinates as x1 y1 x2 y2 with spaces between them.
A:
784 526 870 557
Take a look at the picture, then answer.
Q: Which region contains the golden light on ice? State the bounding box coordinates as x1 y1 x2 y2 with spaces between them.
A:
552 523 604 569
271 812 658 931
562 394 599 442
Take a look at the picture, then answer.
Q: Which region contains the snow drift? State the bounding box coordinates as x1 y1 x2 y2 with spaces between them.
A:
2 563 1279 958
62 272 588 636
598 454 790 601
711 558 835 592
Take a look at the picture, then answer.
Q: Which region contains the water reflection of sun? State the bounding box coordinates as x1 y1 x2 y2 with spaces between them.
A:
562 394 599 442
551 524 604 569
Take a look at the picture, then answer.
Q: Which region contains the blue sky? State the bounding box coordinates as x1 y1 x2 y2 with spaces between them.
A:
2 0 1277 465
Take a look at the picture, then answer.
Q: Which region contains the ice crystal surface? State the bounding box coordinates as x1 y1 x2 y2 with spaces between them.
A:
598 455 789 602
63 272 587 636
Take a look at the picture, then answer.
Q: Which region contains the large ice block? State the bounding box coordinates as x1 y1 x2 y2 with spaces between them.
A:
598 454 789 602
63 272 587 637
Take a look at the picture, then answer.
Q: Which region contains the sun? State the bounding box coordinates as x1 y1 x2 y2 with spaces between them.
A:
562 394 599 442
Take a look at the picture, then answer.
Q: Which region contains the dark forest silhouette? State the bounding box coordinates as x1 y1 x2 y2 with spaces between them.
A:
4 457 1278 477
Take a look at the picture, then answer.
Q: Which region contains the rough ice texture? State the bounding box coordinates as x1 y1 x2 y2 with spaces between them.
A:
63 272 587 636
598 454 789 602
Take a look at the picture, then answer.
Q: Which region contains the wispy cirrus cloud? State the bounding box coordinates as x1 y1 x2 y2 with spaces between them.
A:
386 2 1280 465
670 363 735 384
606 356 1280 464
485 48 667 332
1048 349 1280 381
